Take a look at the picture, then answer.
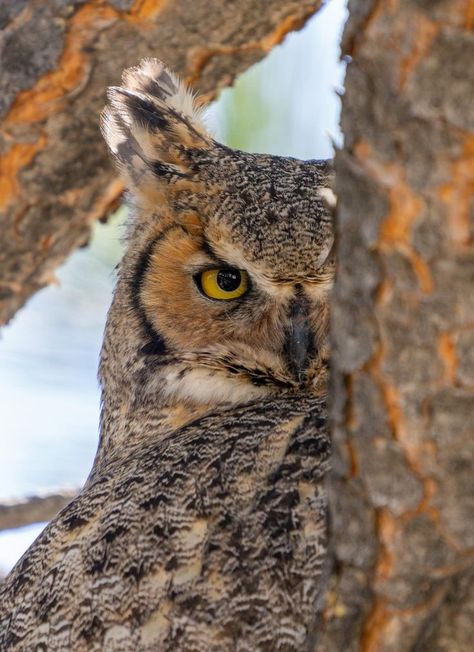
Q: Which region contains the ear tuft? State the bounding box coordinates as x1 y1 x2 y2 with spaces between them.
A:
101 59 212 201
120 58 207 132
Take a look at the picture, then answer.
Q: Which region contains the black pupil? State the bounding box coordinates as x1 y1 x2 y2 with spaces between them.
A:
217 269 241 292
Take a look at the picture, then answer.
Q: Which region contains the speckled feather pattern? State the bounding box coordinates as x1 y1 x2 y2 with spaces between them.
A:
0 396 329 651
0 60 334 651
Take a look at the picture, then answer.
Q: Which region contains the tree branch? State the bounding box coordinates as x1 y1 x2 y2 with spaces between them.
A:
0 489 78 532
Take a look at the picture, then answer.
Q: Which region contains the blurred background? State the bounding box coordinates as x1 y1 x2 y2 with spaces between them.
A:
0 0 347 573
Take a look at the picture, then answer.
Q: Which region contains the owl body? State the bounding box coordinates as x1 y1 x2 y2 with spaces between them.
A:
0 395 329 651
0 60 334 650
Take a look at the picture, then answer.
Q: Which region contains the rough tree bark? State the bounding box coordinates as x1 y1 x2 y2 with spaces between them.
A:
322 1 474 650
0 0 320 325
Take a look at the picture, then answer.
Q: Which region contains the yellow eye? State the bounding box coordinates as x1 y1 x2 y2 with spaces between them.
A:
199 268 249 300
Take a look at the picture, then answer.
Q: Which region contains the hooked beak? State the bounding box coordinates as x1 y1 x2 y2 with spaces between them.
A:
284 296 314 383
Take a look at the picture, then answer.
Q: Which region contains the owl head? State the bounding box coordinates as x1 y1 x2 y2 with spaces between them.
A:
99 59 334 431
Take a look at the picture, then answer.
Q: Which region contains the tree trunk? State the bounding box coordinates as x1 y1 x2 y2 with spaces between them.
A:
0 0 320 325
322 1 474 650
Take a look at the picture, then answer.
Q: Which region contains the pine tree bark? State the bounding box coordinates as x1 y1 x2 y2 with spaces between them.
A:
322 1 474 650
0 0 320 324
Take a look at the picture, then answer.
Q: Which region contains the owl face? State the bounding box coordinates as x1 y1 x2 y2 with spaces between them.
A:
101 60 334 410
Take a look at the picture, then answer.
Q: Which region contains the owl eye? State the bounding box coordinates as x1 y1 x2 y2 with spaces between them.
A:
198 268 249 300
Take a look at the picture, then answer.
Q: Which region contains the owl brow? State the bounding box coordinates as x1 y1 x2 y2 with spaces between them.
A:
201 240 222 265
200 239 233 268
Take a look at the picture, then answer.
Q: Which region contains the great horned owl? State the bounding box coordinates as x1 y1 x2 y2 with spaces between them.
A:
0 60 334 651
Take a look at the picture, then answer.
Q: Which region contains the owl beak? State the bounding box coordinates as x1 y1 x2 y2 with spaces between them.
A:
285 296 313 383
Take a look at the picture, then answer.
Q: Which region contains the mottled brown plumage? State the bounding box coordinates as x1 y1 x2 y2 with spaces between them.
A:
0 60 334 651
